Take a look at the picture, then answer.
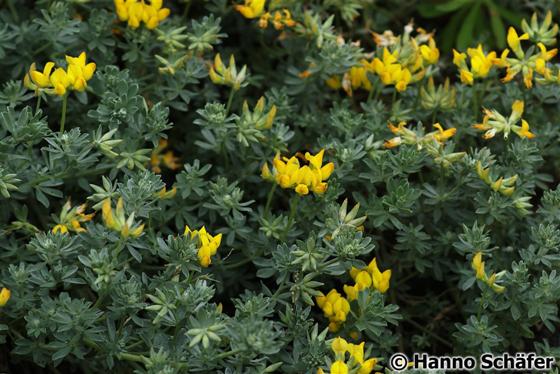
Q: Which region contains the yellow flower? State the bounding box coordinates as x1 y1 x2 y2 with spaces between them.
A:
184 225 222 267
65 52 97 91
473 100 535 140
419 37 439 65
28 62 55 89
359 358 377 374
517 119 535 139
431 123 456 143
383 137 402 149
468 45 497 77
452 50 467 66
315 289 350 331
347 342 365 364
24 52 96 96
330 361 348 374
507 27 529 55
459 69 474 85
50 68 72 96
234 0 265 19
343 284 359 301
372 48 416 92
355 270 372 290
486 273 506 293
114 0 170 29
102 198 145 239
471 252 485 280
326 76 342 90
52 200 95 234
331 337 348 355
453 45 498 85
266 149 334 195
0 287 11 307
368 258 391 293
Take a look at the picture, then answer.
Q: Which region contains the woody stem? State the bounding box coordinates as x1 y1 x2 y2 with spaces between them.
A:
60 94 68 133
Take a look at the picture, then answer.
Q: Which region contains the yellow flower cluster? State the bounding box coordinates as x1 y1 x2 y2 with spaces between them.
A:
325 59 374 97
316 289 350 332
371 26 438 93
52 200 95 234
150 139 181 173
471 252 505 293
241 96 277 130
258 9 296 30
234 0 296 30
261 149 335 196
208 53 248 91
344 258 391 301
453 13 560 88
316 258 391 332
384 121 456 149
472 100 535 140
500 27 558 88
184 225 222 267
0 287 10 307
317 337 378 374
475 161 518 197
102 198 145 239
114 0 170 29
24 52 96 96
327 26 439 95
384 121 465 168
452 45 500 85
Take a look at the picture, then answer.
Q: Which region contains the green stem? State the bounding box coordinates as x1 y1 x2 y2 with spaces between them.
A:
222 257 253 270
60 94 68 133
264 183 277 216
391 89 397 109
225 88 236 114
117 352 150 364
283 196 299 239
472 81 479 120
414 75 426 110
288 196 299 223
35 95 42 115
431 109 438 125
367 87 375 102
216 349 242 359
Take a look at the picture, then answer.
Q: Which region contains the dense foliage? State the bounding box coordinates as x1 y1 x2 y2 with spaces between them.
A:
0 0 559 373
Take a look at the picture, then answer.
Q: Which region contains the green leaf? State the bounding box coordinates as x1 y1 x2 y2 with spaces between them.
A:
417 3 454 18
434 0 473 13
440 6 470 51
488 4 506 49
457 1 482 50
492 3 523 26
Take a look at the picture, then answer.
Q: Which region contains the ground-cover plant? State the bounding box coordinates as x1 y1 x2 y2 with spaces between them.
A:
0 1 560 373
